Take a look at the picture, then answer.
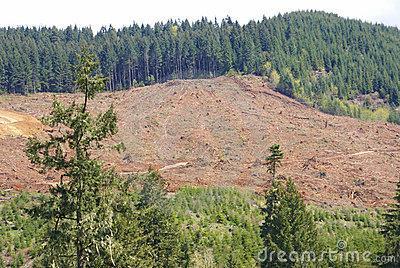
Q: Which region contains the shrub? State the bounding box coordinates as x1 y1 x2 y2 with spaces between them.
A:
388 109 400 124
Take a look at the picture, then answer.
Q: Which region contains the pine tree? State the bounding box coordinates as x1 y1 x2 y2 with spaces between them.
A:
277 69 295 97
389 88 399 107
136 170 183 266
26 50 121 267
1 11 400 123
113 170 183 267
266 144 284 180
382 180 400 266
260 178 317 267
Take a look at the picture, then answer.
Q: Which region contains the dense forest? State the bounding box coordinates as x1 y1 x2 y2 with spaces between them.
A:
1 11 399 111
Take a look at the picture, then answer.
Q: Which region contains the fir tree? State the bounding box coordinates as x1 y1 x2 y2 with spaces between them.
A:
382 180 400 266
266 144 284 180
112 170 183 267
26 50 121 267
260 178 317 267
1 10 400 114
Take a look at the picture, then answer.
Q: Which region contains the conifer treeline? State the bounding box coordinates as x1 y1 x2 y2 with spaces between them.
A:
0 11 399 106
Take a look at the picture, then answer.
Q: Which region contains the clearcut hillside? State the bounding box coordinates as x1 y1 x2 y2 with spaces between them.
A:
0 75 399 207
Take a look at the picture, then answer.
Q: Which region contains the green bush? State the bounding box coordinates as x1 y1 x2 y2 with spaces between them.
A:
317 95 395 124
226 69 241 77
388 109 400 124
0 256 5 268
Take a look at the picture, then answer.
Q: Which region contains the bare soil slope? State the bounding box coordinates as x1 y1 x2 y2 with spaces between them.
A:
0 109 42 137
0 76 399 207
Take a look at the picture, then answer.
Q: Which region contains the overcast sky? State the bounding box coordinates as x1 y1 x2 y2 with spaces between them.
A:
1 0 399 31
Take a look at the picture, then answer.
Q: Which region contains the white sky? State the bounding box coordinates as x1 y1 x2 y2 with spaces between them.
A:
1 0 399 31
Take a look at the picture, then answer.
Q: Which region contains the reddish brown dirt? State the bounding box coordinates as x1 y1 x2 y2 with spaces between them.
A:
0 76 399 207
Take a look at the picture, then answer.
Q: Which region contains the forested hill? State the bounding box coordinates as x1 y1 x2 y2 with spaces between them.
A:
1 11 399 107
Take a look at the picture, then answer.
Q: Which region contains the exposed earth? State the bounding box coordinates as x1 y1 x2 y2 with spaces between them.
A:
0 76 399 207
0 109 42 137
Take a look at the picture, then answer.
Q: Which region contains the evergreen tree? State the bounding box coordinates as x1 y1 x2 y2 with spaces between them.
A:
0 11 399 124
266 144 284 180
25 51 121 267
25 52 184 267
277 69 296 97
114 170 183 267
260 178 317 267
381 180 400 266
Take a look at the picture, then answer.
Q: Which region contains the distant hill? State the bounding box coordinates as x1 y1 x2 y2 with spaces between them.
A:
0 11 399 110
1 76 399 207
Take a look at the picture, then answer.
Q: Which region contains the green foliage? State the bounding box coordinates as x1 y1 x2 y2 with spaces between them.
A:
23 51 184 267
382 180 400 265
269 70 280 86
266 144 284 180
11 252 24 268
313 206 385 267
0 173 184 268
261 178 317 267
318 95 395 123
113 170 184 267
0 256 4 268
25 52 122 267
261 61 281 87
319 96 361 117
0 192 46 267
75 50 107 99
261 61 273 77
0 189 390 267
276 68 295 97
170 25 179 37
172 187 263 267
0 11 399 110
388 109 400 124
225 68 241 77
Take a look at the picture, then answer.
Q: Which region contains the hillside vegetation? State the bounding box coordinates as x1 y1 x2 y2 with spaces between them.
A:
0 11 399 120
0 188 387 267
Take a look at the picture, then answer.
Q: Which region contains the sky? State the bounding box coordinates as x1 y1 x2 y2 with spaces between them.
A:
1 0 399 32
